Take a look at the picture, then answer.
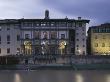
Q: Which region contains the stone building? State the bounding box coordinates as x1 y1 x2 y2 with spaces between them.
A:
0 10 89 56
88 23 110 55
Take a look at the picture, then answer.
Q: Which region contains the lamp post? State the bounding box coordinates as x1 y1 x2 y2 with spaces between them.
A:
16 50 20 55
78 50 81 55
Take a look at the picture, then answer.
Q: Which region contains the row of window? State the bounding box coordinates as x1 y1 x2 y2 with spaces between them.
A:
95 43 110 47
0 35 20 43
23 22 83 27
94 35 110 39
76 45 85 47
0 27 12 31
93 27 110 33
0 48 20 54
25 33 66 39
76 38 85 41
76 33 85 35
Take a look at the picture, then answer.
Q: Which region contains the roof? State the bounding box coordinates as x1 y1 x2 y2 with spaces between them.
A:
0 18 90 24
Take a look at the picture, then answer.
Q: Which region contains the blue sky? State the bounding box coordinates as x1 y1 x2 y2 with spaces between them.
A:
0 0 110 26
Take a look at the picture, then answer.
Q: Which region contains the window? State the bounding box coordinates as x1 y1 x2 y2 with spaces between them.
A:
76 33 79 35
82 28 85 31
61 34 65 39
83 51 85 54
83 45 85 47
35 31 40 39
82 33 84 35
78 23 82 27
7 42 10 44
0 26 1 31
17 35 20 41
43 32 48 39
82 38 85 41
7 48 10 54
95 35 97 39
7 27 10 30
95 43 98 47
76 45 79 47
0 36 1 44
76 39 79 41
25 34 30 39
109 43 110 47
103 35 105 39
0 48 1 54
7 35 10 41
71 48 74 53
50 32 56 39
102 43 105 47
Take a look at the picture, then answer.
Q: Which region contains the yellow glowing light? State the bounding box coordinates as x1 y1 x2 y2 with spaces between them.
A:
75 74 84 82
59 41 67 49
14 73 21 82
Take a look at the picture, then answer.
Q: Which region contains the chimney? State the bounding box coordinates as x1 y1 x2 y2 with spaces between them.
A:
45 10 49 19
78 17 81 20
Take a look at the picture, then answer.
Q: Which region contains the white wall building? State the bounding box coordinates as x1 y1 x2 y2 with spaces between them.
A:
0 10 89 56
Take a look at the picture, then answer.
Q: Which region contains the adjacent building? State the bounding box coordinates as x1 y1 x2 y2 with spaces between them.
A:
88 23 110 55
0 10 89 56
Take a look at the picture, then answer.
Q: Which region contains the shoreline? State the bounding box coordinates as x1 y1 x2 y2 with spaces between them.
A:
0 63 110 70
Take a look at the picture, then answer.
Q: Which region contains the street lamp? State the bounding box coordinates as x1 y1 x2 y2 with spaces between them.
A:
78 50 81 55
16 50 20 55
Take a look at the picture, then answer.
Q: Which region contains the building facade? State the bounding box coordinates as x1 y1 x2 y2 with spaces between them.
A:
88 23 110 55
0 10 89 56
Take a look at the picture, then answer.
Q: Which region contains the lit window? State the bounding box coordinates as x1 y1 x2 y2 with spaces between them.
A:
102 43 105 47
103 35 105 39
95 43 98 47
95 36 97 39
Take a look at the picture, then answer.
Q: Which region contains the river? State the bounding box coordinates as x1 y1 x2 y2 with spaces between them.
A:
0 70 110 82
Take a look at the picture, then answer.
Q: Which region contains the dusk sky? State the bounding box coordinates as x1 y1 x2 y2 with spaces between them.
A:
0 0 110 27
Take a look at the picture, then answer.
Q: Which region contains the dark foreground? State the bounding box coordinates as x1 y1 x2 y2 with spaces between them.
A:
0 63 110 70
0 70 110 82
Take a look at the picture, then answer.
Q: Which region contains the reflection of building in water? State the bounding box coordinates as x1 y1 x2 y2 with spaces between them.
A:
0 10 89 56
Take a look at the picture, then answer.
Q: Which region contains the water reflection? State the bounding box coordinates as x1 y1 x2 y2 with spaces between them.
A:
0 70 110 82
106 74 110 82
14 73 22 82
75 74 84 82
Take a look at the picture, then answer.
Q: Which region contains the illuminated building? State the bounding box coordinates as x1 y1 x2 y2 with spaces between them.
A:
0 10 89 56
88 23 110 55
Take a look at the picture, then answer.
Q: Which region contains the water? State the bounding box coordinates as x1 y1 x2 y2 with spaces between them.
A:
0 70 110 82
